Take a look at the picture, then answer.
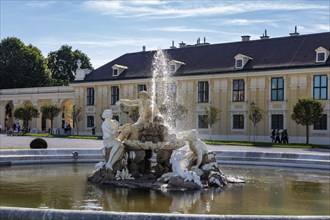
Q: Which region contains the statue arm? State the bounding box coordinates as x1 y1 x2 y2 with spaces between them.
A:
116 99 139 107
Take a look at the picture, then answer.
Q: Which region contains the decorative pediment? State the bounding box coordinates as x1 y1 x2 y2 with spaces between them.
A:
234 54 252 69
112 64 128 76
315 46 329 63
168 60 186 73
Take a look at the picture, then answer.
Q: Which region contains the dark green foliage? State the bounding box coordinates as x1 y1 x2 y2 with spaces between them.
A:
30 138 48 149
47 45 93 85
40 104 61 133
205 106 221 127
71 105 83 135
159 101 187 126
0 37 49 89
291 98 324 144
13 104 39 132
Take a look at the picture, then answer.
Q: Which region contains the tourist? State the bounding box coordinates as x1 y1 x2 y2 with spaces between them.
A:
271 129 275 143
274 129 281 143
92 124 96 135
67 124 72 135
63 122 68 134
281 129 289 144
0 123 2 133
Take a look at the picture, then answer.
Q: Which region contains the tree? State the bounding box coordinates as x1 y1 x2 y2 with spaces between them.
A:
204 106 221 128
0 37 49 89
248 102 264 142
40 104 61 134
47 45 93 86
291 98 323 144
159 101 187 128
70 105 83 135
13 104 38 133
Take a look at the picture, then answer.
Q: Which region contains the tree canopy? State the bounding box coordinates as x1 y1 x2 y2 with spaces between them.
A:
13 104 39 132
0 37 49 89
40 104 61 133
47 45 93 86
291 98 323 144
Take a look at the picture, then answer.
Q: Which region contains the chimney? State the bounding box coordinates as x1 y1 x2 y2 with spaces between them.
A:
290 26 300 36
170 40 176 49
241 35 251 42
196 37 200 45
142 45 146 52
260 29 270 39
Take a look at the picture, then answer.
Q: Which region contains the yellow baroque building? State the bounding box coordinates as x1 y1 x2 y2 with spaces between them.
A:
1 32 329 145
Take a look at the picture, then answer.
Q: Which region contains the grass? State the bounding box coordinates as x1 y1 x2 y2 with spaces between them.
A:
24 133 102 140
9 133 330 150
204 140 329 149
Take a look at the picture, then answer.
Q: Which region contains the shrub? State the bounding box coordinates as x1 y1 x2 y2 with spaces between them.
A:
30 138 48 149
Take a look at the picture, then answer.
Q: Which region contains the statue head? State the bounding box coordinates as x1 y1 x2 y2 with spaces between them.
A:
102 109 113 119
138 91 149 100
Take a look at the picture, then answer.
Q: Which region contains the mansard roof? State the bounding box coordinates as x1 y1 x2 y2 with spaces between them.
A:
81 32 330 83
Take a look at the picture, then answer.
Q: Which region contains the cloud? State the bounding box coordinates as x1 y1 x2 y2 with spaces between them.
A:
82 0 326 19
143 26 219 33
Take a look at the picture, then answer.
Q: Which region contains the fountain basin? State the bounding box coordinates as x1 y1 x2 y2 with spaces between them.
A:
0 163 329 217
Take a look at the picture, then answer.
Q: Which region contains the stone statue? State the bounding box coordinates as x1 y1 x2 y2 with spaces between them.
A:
179 129 209 170
89 98 238 190
116 91 160 129
101 109 124 171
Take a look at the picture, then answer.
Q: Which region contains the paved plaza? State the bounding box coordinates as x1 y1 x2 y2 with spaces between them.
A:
1 134 329 155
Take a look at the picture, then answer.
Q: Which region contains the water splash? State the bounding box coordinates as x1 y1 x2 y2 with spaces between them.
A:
151 49 179 131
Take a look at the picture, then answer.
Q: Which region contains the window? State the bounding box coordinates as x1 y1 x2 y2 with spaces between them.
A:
236 59 243 68
313 75 328 100
271 77 284 101
170 64 176 73
111 86 119 105
233 115 244 129
113 69 118 76
198 81 209 103
314 114 327 130
198 115 208 129
87 116 94 127
317 52 325 62
233 79 244 102
137 84 147 93
86 88 94 106
167 83 177 100
271 114 283 129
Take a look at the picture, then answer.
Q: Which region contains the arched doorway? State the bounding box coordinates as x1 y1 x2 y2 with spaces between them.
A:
4 101 14 131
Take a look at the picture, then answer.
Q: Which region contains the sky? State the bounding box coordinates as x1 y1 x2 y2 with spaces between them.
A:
1 0 329 68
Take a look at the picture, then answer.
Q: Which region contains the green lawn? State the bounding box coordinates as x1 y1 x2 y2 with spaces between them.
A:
25 133 102 140
19 133 330 149
204 140 329 149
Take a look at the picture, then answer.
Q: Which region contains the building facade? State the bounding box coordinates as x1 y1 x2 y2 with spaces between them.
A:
1 32 329 145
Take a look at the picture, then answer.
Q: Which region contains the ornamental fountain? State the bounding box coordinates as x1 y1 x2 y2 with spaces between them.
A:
88 49 242 190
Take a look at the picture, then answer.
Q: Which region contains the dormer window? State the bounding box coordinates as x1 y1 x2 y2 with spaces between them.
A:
168 60 185 73
112 64 128 76
234 54 252 69
113 69 118 76
236 59 243 68
170 64 176 73
315 47 329 63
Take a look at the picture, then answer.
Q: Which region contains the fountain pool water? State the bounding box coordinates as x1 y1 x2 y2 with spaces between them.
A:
0 163 329 215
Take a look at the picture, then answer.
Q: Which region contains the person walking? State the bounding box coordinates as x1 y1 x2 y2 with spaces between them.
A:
274 129 281 143
282 129 289 143
271 129 275 143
